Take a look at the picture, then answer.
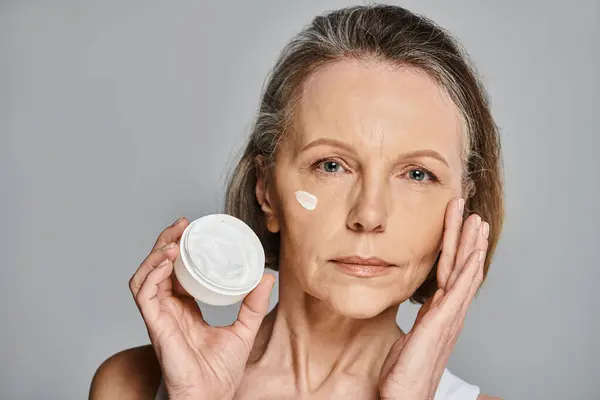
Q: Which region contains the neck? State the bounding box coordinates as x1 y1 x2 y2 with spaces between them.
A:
248 267 404 392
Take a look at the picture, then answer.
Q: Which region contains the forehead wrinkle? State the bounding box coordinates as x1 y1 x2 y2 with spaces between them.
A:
295 85 345 151
360 115 384 151
295 61 465 172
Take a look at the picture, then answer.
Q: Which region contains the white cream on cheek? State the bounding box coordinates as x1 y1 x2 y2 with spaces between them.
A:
295 190 318 211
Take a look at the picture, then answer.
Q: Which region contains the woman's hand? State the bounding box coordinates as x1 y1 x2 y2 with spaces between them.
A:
379 198 489 400
129 217 276 400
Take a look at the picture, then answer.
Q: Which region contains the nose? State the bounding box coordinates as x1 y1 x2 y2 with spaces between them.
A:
346 177 388 233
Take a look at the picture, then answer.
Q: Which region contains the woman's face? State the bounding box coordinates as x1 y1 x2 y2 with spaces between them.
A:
261 59 465 318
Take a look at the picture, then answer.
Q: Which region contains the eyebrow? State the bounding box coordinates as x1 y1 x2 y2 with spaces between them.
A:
300 137 450 168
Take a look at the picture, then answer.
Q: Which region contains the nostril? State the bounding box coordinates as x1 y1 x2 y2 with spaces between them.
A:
347 197 388 233
350 220 384 233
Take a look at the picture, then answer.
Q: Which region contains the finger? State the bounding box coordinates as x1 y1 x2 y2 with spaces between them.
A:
414 288 444 327
437 197 464 290
447 213 482 290
446 249 487 345
157 246 181 297
474 223 489 285
160 290 206 328
162 246 195 299
135 259 174 325
456 252 485 324
151 217 190 252
129 243 179 297
456 234 489 320
157 248 197 300
441 249 484 315
473 219 489 253
170 267 194 298
454 219 488 299
229 274 276 350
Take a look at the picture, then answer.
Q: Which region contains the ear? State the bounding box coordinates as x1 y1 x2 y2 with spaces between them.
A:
255 156 280 233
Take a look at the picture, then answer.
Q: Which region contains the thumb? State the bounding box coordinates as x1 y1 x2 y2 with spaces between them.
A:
229 273 276 349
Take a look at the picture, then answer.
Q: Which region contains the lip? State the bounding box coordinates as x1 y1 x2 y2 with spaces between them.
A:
330 256 394 277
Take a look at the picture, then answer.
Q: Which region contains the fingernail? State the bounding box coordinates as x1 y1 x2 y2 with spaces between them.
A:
476 215 482 229
457 198 464 214
483 222 490 239
478 251 486 262
172 217 184 226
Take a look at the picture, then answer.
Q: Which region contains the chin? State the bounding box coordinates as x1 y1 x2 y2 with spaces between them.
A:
324 287 403 319
329 299 392 319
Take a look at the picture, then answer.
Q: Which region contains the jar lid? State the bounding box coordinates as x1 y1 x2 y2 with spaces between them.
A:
180 214 265 292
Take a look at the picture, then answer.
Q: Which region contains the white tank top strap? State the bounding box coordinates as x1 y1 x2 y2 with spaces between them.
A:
435 368 481 400
155 367 480 399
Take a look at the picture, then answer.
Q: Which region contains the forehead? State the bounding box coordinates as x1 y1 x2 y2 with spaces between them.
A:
292 59 464 166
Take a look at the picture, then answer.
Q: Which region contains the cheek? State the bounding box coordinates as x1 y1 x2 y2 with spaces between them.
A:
275 184 350 278
386 194 449 256
277 168 351 234
279 188 344 247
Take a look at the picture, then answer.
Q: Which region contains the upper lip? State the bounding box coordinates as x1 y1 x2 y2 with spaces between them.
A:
332 255 393 267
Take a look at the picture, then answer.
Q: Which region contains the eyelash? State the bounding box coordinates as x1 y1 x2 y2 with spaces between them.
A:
310 158 440 185
310 158 350 178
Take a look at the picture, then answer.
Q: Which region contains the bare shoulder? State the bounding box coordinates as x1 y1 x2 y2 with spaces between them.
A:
89 344 162 400
478 395 503 400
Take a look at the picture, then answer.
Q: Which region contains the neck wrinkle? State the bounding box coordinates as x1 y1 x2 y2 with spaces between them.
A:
249 268 404 394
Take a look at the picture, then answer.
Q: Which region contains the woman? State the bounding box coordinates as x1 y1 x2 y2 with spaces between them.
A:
91 4 504 399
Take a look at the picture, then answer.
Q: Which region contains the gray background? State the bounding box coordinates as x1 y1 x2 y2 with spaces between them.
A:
1 1 598 399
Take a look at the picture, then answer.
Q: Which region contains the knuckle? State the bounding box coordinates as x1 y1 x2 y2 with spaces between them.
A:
454 322 465 338
160 224 173 236
475 273 484 287
155 242 176 254
128 277 137 293
442 303 460 318
470 249 481 262
134 290 144 304
153 227 172 244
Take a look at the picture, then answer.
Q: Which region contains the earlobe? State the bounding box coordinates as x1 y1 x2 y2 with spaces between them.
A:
265 215 280 233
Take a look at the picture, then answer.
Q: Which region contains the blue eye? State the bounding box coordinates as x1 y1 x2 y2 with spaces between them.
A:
408 169 430 182
319 160 345 173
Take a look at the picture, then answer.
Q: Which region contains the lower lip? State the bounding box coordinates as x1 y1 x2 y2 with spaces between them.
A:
331 261 393 277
